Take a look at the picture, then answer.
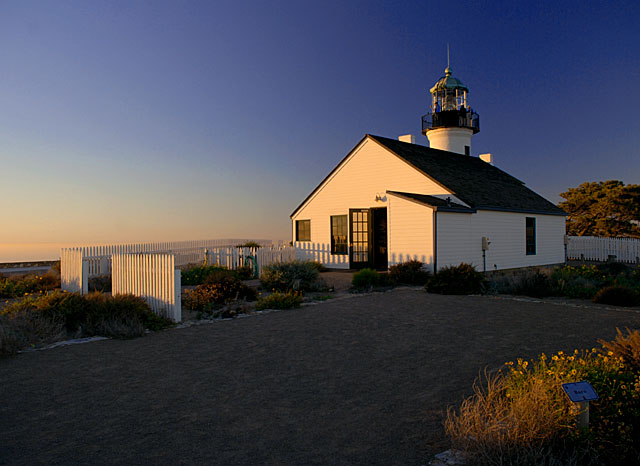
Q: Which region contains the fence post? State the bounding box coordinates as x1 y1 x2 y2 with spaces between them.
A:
81 260 89 295
174 268 182 323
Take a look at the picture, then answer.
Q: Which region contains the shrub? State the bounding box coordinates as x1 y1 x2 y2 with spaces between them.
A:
388 260 431 285
183 275 257 311
260 261 319 291
596 261 632 278
446 348 640 465
0 311 66 356
181 265 235 286
552 265 607 299
235 241 262 248
0 271 60 299
50 261 61 275
599 328 640 373
0 292 172 354
351 268 379 290
426 263 485 295
309 261 328 272
202 269 239 286
255 291 302 311
511 271 554 298
593 285 639 307
88 274 112 292
445 370 579 466
236 265 255 280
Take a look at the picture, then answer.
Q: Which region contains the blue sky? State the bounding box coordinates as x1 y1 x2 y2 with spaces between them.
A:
1 0 639 251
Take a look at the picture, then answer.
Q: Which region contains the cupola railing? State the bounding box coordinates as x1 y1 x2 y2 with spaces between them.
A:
421 109 480 134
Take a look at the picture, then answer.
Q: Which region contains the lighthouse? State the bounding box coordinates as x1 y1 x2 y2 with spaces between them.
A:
421 65 479 155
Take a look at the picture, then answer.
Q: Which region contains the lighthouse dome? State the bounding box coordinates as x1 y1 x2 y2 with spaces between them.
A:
429 66 469 94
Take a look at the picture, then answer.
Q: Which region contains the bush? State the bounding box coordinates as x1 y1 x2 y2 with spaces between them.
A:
0 311 66 356
593 285 639 307
597 261 632 278
260 261 319 291
235 241 262 248
446 347 640 465
181 265 235 286
183 274 257 311
488 270 555 298
236 265 255 280
0 271 60 299
309 261 328 272
88 274 112 292
599 328 640 373
489 270 555 298
388 260 431 285
0 292 172 355
513 272 554 298
255 291 302 311
351 268 379 290
552 265 607 299
202 269 239 286
445 370 579 466
426 263 485 295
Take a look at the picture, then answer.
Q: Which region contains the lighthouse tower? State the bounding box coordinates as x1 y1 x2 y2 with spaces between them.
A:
421 65 479 155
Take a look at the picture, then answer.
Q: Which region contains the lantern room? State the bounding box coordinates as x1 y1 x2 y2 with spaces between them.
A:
422 65 480 155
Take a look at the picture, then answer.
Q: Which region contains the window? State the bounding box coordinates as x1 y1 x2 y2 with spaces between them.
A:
526 217 536 255
330 215 348 254
296 220 310 242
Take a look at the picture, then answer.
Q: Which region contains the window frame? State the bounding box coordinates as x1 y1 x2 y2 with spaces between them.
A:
330 215 348 255
526 217 536 255
296 219 311 242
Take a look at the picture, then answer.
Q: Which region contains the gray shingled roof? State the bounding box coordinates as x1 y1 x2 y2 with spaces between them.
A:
370 135 566 216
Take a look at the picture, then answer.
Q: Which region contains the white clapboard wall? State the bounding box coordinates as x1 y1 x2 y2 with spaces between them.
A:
111 253 182 323
567 236 640 263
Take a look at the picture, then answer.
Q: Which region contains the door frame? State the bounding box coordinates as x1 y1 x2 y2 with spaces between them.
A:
349 208 373 269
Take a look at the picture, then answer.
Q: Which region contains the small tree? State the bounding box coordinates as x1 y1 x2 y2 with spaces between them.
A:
558 180 640 237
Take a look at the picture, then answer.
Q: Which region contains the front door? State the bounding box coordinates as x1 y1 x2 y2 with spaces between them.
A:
371 207 388 270
349 209 371 269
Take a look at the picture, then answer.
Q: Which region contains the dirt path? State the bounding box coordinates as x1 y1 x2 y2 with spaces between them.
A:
2 290 640 466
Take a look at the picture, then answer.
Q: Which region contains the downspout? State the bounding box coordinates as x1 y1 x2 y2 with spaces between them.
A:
433 209 438 273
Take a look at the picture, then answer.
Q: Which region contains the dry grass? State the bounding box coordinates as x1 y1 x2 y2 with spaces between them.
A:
0 311 66 356
444 370 595 466
598 327 640 373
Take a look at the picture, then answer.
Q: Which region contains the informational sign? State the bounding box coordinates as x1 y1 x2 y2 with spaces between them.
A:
562 381 598 402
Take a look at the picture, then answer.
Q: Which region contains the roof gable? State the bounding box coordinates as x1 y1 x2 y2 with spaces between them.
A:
290 135 452 218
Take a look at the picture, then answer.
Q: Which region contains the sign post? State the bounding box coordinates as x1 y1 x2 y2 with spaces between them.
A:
561 381 598 429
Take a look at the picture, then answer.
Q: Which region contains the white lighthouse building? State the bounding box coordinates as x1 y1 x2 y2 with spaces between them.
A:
422 65 479 156
290 62 566 272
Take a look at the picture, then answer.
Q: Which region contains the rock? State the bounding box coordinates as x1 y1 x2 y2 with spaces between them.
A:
430 449 467 465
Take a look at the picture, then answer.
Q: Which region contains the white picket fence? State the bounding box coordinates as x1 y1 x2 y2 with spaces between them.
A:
203 245 296 277
60 248 88 294
76 239 275 277
112 253 181 322
567 236 640 263
61 239 295 297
